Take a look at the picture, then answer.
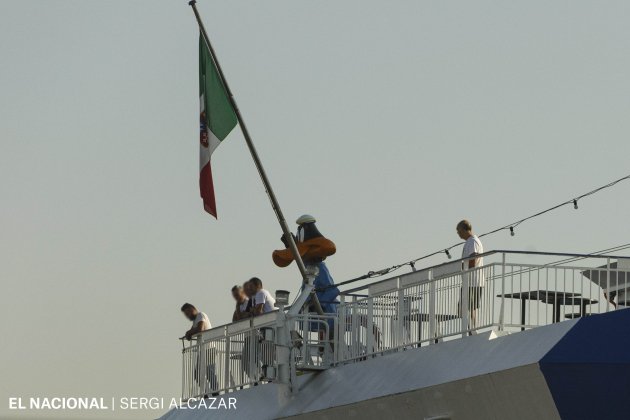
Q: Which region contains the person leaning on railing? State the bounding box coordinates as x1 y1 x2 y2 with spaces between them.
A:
236 278 273 319
235 278 276 382
181 302 211 339
243 279 255 315
239 281 257 379
456 220 485 334
231 285 250 322
180 303 218 395
250 277 276 316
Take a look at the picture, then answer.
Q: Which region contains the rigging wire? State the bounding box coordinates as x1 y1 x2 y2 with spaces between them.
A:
326 174 630 290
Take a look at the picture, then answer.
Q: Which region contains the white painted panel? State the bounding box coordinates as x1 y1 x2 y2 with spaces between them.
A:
253 312 277 327
617 258 630 271
400 269 431 287
227 319 252 334
432 262 461 279
199 326 226 341
368 277 400 296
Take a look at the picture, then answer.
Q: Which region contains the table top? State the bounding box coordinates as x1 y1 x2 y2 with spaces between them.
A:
498 290 582 300
542 296 598 305
498 290 598 306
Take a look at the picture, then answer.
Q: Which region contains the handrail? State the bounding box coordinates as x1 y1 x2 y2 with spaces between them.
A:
186 310 280 340
339 249 629 295
490 249 630 259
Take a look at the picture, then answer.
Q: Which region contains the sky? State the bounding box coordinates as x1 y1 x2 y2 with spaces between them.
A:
1 0 630 419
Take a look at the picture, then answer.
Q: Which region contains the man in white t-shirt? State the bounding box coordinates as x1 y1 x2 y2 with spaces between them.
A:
180 303 217 394
250 277 276 316
457 220 485 333
181 303 211 340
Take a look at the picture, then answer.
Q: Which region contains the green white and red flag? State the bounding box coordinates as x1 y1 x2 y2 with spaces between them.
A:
198 34 237 218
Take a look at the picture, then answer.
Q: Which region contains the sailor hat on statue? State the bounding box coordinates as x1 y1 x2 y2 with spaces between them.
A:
296 214 316 225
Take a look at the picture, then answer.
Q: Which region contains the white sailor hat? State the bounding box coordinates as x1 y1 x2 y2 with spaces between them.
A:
296 214 316 225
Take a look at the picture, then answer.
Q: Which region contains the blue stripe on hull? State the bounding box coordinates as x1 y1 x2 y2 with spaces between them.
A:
540 309 630 419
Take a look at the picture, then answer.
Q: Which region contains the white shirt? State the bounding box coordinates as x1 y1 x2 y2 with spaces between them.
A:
254 289 276 313
193 312 211 331
238 298 249 312
462 235 485 287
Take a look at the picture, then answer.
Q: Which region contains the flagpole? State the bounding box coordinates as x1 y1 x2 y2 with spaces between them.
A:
188 1 319 296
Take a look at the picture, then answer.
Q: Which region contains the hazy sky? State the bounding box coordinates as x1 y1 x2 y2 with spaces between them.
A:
1 1 630 419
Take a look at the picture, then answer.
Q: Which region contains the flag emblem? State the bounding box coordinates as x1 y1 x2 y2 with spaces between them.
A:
199 111 209 148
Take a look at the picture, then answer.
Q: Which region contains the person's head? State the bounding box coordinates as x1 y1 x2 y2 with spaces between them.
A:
456 220 473 240
243 280 255 297
231 285 246 302
180 303 198 321
249 277 263 292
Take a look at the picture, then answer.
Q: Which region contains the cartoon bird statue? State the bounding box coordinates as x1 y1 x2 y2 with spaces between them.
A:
272 215 339 315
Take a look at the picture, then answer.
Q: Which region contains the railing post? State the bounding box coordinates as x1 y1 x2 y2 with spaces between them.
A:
335 295 348 363
333 314 339 364
181 343 186 401
336 295 345 363
461 265 469 338
323 320 332 365
247 320 255 386
428 269 436 344
498 253 506 330
351 295 358 360
224 331 230 392
274 310 291 387
396 279 404 348
300 314 308 366
366 296 374 356
198 337 207 398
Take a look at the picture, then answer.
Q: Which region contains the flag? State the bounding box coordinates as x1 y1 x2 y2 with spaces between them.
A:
198 34 237 218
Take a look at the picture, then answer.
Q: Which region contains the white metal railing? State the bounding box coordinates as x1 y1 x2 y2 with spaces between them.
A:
182 313 277 400
181 250 630 400
182 312 336 400
289 313 337 371
336 264 497 362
